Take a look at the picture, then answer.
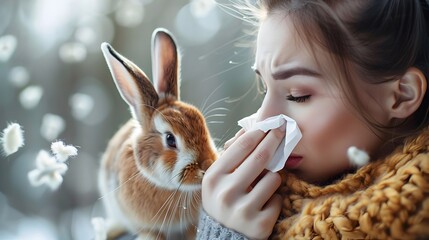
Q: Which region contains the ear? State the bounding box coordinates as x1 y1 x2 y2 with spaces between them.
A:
388 67 427 119
151 28 180 100
101 42 159 126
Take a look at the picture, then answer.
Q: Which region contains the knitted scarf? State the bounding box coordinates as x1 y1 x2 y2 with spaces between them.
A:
272 128 429 240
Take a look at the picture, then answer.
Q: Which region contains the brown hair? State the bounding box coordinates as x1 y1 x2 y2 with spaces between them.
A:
243 0 429 142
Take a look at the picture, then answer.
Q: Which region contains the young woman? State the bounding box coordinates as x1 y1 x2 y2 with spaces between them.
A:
197 0 429 239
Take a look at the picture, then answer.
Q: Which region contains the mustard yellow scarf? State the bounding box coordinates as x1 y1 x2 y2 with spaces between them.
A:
273 129 429 239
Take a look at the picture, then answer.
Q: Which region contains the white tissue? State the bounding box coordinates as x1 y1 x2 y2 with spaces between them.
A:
238 113 302 172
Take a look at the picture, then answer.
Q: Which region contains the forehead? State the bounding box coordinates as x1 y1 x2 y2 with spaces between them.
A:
255 14 323 72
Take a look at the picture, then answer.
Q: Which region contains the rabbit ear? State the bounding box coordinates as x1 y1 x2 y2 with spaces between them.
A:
101 42 159 125
151 28 180 100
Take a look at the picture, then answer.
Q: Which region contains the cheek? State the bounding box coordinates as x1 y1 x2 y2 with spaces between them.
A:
297 100 350 145
294 98 371 167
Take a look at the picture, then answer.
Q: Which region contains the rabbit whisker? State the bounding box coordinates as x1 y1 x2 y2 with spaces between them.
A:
137 102 171 122
202 58 254 82
224 77 259 104
197 32 249 61
215 0 260 26
212 126 242 150
204 113 227 120
141 188 178 238
158 183 185 239
200 82 226 114
97 170 141 200
202 97 230 116
208 121 225 124
203 107 230 117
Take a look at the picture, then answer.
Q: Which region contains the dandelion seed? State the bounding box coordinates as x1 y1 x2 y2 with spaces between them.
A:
9 66 30 88
1 122 24 156
91 217 107 240
0 35 17 62
40 114 65 141
347 146 370 168
69 93 94 120
51 141 78 162
19 85 43 109
28 150 68 190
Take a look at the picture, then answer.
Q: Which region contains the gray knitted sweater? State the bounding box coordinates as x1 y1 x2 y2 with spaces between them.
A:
197 210 248 240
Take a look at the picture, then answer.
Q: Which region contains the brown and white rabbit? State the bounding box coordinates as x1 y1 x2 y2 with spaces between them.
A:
99 28 218 240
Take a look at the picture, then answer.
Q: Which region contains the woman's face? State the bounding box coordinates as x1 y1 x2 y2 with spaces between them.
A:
254 14 391 183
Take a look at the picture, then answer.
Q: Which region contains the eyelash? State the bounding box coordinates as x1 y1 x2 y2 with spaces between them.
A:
286 95 311 103
256 75 310 103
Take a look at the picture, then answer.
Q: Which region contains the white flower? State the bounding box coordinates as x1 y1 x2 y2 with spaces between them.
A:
1 122 24 156
91 217 107 240
347 146 370 168
51 141 78 162
28 150 68 190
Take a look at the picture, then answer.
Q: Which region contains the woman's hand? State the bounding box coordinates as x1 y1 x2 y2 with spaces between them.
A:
202 128 284 240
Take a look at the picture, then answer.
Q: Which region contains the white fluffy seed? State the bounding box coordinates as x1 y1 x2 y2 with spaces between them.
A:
91 217 107 240
28 149 68 191
1 123 24 156
51 141 78 162
347 146 370 168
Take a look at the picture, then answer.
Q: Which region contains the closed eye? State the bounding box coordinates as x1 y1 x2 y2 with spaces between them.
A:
286 95 311 103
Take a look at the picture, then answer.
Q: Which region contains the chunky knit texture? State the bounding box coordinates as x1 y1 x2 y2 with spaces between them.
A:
272 128 429 239
197 128 429 240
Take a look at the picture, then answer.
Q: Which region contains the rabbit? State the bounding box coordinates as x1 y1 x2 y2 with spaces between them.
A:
98 28 218 240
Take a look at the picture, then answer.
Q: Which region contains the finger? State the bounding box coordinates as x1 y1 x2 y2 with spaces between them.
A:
208 129 267 174
224 128 245 150
248 171 281 210
261 193 282 215
233 127 285 187
256 193 282 238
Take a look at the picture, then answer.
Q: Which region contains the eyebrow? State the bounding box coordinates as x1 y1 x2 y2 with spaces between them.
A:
272 67 321 80
253 66 321 80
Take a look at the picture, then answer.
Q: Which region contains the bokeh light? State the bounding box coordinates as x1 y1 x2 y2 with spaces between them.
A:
40 114 66 141
114 0 145 28
0 35 17 62
8 66 30 88
19 85 43 110
175 1 222 45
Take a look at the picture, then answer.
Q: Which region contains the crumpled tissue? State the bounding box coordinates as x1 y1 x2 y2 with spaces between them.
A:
237 113 302 172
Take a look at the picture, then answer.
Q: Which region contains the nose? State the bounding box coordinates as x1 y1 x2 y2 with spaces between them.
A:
256 93 284 122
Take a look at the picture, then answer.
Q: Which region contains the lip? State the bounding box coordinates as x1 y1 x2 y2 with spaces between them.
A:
285 154 302 169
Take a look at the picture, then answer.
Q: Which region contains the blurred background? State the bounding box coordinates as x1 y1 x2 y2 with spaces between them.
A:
0 0 263 239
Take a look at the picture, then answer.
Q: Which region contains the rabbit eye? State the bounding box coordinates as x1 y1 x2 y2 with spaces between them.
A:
166 133 177 148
